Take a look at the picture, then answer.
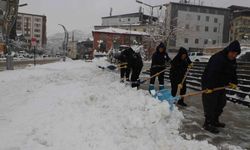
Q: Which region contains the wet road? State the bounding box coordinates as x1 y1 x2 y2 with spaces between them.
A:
140 82 250 149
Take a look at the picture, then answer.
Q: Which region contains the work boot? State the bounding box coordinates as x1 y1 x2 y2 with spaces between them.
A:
159 85 165 90
177 99 187 107
214 118 226 128
148 84 155 93
203 119 220 134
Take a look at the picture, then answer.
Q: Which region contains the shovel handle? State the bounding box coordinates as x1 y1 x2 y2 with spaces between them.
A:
141 68 169 83
180 86 230 99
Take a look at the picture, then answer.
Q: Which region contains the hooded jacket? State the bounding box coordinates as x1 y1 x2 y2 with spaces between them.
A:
151 42 171 69
202 40 241 89
120 47 143 69
170 47 192 84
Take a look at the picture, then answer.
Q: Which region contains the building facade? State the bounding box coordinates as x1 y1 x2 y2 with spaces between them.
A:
229 5 250 42
94 12 158 33
92 27 148 52
16 12 47 48
165 2 231 51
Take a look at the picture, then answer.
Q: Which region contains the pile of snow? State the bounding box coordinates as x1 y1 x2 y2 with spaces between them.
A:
0 58 241 150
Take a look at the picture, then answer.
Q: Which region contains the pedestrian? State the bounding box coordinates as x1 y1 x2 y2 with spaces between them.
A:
201 40 241 134
120 47 143 88
148 42 171 92
170 47 192 107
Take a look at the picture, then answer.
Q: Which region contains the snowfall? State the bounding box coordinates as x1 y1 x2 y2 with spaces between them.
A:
0 58 242 150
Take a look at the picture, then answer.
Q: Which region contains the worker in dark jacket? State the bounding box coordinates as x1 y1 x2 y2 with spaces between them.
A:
170 47 192 107
149 42 171 92
201 40 241 134
120 47 143 88
117 51 131 83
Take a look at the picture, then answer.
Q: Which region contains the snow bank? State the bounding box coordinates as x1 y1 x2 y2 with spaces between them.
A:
0 58 238 150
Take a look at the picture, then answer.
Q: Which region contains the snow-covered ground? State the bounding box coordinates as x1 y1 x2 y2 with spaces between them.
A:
0 59 241 150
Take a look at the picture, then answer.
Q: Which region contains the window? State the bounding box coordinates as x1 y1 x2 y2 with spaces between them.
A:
204 39 208 45
35 23 41 27
184 38 189 43
34 29 41 32
185 24 189 29
206 16 210 22
143 28 146 32
35 34 40 38
214 18 218 23
212 40 216 45
195 39 199 44
196 25 200 31
35 18 41 22
134 29 137 31
205 26 209 32
128 18 130 22
213 27 218 32
197 15 201 21
197 52 203 56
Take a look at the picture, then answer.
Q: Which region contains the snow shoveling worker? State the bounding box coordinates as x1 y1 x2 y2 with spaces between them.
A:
116 50 131 83
170 47 192 107
148 42 171 92
201 40 241 134
119 47 143 88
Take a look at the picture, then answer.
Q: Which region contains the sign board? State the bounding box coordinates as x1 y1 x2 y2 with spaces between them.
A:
31 37 37 47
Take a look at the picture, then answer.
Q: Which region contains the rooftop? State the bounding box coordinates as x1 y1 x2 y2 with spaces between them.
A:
18 12 46 18
167 2 230 11
92 27 149 36
102 12 158 21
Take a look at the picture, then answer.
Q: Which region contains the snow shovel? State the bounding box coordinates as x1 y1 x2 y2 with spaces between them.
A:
176 64 193 95
98 65 127 71
139 67 169 84
151 85 230 111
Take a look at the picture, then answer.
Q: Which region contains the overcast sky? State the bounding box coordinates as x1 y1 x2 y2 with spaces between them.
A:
18 0 250 36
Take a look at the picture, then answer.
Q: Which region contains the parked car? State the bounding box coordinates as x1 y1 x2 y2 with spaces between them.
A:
188 52 211 62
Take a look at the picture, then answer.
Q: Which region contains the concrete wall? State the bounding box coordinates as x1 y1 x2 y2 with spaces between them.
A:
176 10 224 49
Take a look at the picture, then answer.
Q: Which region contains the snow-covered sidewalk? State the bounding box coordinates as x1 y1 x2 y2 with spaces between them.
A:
0 59 240 150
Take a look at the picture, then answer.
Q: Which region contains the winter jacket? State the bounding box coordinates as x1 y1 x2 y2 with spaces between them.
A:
202 40 241 89
151 42 171 70
120 47 143 69
170 47 192 84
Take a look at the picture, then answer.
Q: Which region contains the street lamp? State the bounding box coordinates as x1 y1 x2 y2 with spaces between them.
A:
58 24 69 62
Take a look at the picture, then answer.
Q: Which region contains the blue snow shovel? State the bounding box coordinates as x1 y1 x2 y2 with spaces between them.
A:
150 86 229 111
150 89 180 111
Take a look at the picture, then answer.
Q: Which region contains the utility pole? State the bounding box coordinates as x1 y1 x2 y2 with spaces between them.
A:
58 24 69 62
2 1 28 70
31 37 36 66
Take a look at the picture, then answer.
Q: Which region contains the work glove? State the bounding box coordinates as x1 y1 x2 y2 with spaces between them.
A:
229 83 237 89
178 84 183 90
188 63 194 69
205 89 213 94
